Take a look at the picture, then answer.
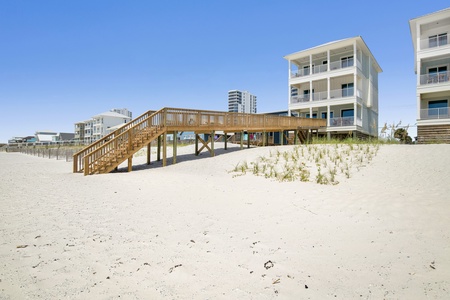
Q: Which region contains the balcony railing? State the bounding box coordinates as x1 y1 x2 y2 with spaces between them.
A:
290 59 359 78
420 36 448 50
313 64 327 74
329 117 354 127
291 88 359 104
312 91 328 101
420 107 449 119
420 71 450 85
329 60 354 71
330 88 354 99
290 95 310 103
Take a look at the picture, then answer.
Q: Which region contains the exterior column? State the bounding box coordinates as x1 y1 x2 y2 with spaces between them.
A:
327 105 331 127
327 77 330 100
354 102 357 126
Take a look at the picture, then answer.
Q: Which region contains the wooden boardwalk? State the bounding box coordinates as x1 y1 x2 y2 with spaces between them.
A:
73 107 326 175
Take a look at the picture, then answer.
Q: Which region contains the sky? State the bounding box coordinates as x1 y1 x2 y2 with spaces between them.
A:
1 0 449 143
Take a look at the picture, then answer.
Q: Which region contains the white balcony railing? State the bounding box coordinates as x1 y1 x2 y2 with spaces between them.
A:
329 117 354 127
420 71 450 85
291 88 359 104
330 88 354 99
313 64 327 74
290 95 310 103
312 91 328 101
420 108 449 119
420 36 448 50
290 58 360 78
329 60 354 71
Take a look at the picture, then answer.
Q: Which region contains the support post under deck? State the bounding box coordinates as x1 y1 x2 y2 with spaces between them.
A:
211 131 215 157
128 157 132 172
162 132 167 167
173 131 177 164
157 135 161 161
224 132 228 150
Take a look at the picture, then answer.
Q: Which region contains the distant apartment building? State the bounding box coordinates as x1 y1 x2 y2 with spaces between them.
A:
284 36 382 139
228 90 257 113
410 8 450 143
75 108 132 144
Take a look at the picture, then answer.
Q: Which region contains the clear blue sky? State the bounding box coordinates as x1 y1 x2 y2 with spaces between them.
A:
1 0 449 143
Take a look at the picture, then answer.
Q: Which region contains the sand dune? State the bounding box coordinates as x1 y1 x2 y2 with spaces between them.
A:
1 144 449 299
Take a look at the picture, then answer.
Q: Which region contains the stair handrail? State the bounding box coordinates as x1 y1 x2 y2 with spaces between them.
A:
82 108 167 175
73 109 160 173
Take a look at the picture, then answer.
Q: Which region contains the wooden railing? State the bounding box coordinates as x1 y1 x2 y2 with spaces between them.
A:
74 107 326 175
73 109 157 173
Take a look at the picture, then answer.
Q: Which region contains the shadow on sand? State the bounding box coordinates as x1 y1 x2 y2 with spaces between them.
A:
114 145 247 173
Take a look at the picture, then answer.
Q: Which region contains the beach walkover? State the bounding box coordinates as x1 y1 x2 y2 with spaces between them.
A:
73 107 326 175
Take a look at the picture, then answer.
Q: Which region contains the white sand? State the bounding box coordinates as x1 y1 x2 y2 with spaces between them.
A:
1 144 449 299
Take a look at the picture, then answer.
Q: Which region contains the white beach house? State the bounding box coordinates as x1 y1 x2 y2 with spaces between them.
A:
74 108 132 144
409 8 450 143
284 36 382 139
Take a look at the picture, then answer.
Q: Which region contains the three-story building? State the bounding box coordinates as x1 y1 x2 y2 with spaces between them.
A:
284 36 382 139
410 8 450 143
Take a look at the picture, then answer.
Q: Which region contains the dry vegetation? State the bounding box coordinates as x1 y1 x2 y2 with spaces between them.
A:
230 143 380 185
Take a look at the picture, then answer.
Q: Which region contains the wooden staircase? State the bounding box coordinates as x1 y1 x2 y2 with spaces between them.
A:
73 109 165 175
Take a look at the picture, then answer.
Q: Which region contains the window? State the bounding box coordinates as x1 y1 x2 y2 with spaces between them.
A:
429 33 448 48
321 112 334 119
429 66 447 74
341 56 354 68
341 83 354 97
341 109 354 118
428 66 448 83
306 113 317 118
428 100 448 116
291 88 298 97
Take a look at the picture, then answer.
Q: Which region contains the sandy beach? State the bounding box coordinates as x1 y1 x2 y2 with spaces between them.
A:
1 143 450 299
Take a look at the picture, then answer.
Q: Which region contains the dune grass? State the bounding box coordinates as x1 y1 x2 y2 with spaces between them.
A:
230 139 381 185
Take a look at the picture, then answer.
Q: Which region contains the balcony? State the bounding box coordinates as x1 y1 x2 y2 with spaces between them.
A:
420 35 449 50
330 88 354 99
290 88 357 104
420 107 449 120
420 71 450 85
290 59 358 78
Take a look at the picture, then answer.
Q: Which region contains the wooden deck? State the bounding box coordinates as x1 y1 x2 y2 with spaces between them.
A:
73 107 326 175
